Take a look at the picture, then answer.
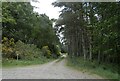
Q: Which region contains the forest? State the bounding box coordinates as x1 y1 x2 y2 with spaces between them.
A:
53 2 119 64
1 2 62 66
1 1 119 79
52 2 119 79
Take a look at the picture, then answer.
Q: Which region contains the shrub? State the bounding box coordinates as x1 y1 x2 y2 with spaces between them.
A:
2 37 15 59
53 45 61 58
56 45 61 56
15 40 41 60
42 46 51 58
2 37 42 60
48 44 61 58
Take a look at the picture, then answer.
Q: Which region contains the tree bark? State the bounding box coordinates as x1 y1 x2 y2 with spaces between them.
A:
89 36 92 61
98 50 101 63
82 31 86 60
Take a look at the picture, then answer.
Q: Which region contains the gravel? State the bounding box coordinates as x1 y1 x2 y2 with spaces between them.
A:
2 59 102 79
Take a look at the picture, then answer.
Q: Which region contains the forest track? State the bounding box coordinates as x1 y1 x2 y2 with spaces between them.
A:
2 59 102 79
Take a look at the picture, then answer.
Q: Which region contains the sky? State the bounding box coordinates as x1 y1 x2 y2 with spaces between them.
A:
30 0 61 19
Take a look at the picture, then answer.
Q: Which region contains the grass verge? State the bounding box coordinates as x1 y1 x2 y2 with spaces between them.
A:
2 57 55 68
66 56 119 80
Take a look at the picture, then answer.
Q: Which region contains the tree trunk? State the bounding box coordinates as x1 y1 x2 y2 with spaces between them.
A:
98 50 101 63
89 43 92 61
82 31 86 60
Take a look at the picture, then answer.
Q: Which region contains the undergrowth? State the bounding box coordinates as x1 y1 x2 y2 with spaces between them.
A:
66 56 119 80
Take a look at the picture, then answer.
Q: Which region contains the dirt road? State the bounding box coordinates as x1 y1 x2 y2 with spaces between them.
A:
2 59 102 79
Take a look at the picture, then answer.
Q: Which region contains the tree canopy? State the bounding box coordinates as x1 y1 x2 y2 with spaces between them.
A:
53 2 119 64
2 2 60 48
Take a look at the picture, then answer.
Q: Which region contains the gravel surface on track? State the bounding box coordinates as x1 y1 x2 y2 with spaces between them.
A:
2 59 102 79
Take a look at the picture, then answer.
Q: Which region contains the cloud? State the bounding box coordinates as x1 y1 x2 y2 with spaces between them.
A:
31 0 61 19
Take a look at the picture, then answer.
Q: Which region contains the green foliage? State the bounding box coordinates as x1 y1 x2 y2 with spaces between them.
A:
2 2 61 62
2 36 60 61
53 3 119 78
15 40 41 60
2 37 55 67
2 37 15 59
67 57 119 79
48 44 61 58
2 2 16 24
2 37 43 60
2 2 60 48
2 58 54 68
41 45 62 58
55 45 61 56
42 46 51 58
53 2 119 64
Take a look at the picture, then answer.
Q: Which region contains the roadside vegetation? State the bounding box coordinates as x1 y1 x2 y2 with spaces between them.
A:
2 58 54 68
67 57 119 79
2 37 61 67
1 1 119 80
2 2 61 67
53 2 119 80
